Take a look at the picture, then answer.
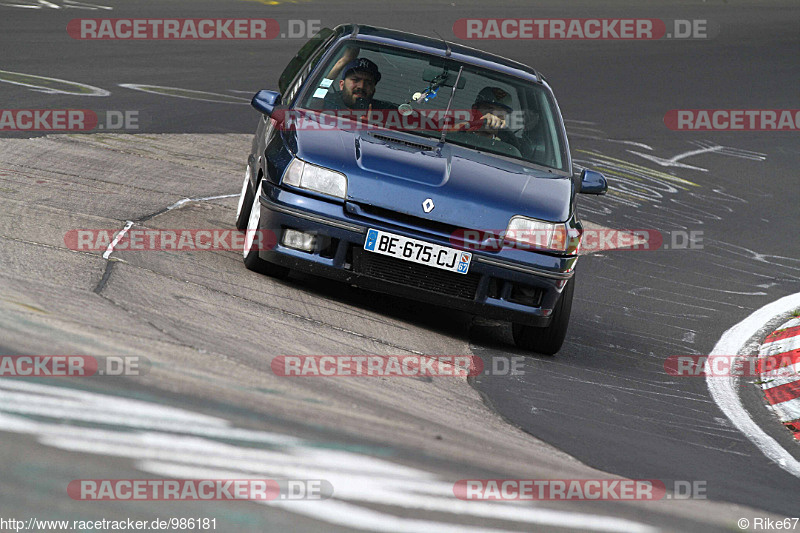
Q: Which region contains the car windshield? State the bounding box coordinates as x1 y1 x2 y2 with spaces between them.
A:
296 40 568 172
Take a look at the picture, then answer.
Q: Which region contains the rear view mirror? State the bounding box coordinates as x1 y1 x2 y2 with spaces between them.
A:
422 65 466 89
579 169 608 195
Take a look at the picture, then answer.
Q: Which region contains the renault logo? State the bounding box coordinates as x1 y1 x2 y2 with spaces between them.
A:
422 198 435 213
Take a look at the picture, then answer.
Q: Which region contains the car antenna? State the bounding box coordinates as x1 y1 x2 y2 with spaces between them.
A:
433 30 451 57
438 65 463 145
432 30 460 145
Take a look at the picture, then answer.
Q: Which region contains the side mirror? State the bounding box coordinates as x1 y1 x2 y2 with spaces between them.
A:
251 90 282 117
579 169 608 195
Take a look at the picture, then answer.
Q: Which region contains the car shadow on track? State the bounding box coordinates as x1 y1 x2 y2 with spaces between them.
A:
283 269 475 340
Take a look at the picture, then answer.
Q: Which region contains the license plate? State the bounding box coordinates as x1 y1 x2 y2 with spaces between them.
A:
364 229 472 274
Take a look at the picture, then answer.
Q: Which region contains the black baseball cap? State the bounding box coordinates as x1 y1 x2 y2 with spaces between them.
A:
474 87 513 112
342 58 382 83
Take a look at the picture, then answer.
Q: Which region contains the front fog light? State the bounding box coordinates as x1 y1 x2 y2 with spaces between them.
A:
282 229 316 252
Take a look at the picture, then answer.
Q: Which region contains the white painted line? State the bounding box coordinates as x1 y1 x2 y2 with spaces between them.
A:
563 119 597 125
706 292 800 478
627 147 720 172
776 317 800 329
566 125 605 134
566 133 654 150
767 397 800 423
759 365 800 390
760 336 800 354
690 140 766 161
0 69 110 96
629 141 767 172
101 194 238 258
119 84 249 104
761 319 800 346
606 139 653 150
166 193 238 212
102 220 133 259
62 0 113 9
0 379 657 533
0 379 304 445
759 328 800 390
0 0 112 9
141 463 656 533
763 336 800 351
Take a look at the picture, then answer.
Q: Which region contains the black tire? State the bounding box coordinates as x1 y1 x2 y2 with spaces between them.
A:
242 184 290 279
235 166 255 231
512 274 575 355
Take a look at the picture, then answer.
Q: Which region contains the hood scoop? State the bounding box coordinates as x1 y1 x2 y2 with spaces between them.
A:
356 133 449 186
371 133 435 152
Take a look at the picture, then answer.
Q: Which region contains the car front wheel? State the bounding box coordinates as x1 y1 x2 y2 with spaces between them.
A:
242 183 289 279
235 166 254 231
512 274 575 355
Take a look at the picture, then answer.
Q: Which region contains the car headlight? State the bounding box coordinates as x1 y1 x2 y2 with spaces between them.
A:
282 158 347 199
504 216 568 253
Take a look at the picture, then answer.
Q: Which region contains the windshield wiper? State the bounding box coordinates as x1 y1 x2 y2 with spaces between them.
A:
438 65 464 145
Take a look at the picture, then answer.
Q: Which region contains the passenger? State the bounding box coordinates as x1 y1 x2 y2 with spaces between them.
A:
453 86 519 147
323 56 393 110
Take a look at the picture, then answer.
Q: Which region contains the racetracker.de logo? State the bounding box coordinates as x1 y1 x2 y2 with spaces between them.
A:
271 355 483 377
274 109 514 132
665 353 800 377
454 18 665 39
0 355 150 377
67 19 281 40
664 109 800 130
0 109 97 131
449 228 664 253
453 479 667 500
68 479 333 501
453 18 715 40
63 229 277 252
69 480 278 501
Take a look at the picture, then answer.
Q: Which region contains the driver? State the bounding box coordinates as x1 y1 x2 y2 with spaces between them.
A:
454 86 519 147
323 57 393 111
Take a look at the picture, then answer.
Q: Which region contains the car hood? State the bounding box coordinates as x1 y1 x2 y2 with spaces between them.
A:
286 126 573 230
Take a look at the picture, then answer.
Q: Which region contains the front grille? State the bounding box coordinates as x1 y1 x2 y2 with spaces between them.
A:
351 204 502 251
356 204 463 238
353 248 480 300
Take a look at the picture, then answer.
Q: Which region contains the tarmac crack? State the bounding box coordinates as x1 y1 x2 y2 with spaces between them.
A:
109 259 427 356
93 260 116 295
83 189 432 355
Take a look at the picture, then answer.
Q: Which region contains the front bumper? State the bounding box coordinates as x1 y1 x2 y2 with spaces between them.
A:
255 182 577 327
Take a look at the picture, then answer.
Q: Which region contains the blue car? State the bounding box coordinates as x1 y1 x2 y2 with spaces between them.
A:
236 24 607 354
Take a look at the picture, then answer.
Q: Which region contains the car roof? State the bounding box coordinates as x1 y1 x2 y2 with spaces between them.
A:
331 24 545 86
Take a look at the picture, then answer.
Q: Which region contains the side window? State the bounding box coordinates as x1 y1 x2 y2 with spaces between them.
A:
278 28 335 95
282 72 302 106
283 43 330 106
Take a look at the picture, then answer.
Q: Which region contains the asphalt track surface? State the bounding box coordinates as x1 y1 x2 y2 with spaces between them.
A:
1 1 799 531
